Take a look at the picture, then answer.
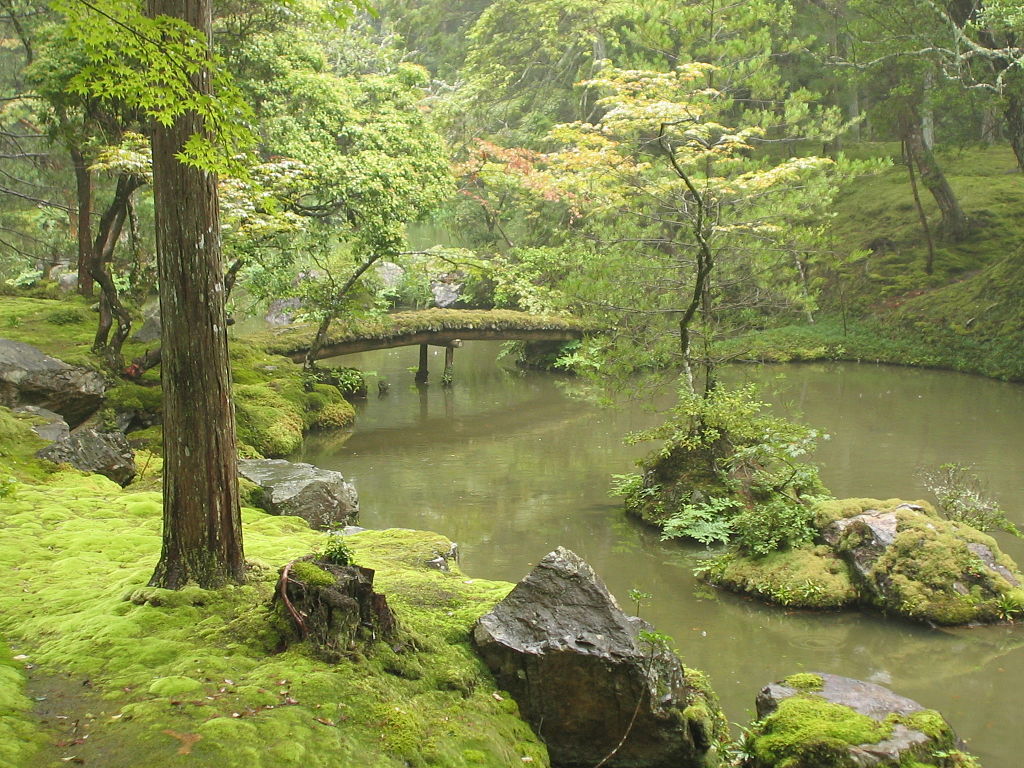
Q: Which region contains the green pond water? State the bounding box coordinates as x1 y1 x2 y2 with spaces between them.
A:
295 342 1024 767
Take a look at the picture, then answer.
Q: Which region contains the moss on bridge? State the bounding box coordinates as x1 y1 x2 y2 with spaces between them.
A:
256 309 593 361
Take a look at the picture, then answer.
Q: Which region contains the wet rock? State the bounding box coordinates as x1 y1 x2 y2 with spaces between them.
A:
375 261 404 291
13 405 70 444
748 672 963 767
821 500 1024 624
238 458 358 530
37 428 136 486
472 547 723 768
278 558 395 660
0 339 106 427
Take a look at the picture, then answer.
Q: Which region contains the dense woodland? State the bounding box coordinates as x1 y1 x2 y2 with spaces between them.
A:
1 2 1023 767
1 0 1023 377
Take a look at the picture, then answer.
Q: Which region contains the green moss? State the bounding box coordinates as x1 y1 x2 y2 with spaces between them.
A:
234 384 305 457
814 498 937 528
0 641 44 767
105 382 163 415
0 470 549 767
0 407 53 483
702 546 858 609
682 666 730 748
750 696 892 768
288 561 336 588
783 673 824 693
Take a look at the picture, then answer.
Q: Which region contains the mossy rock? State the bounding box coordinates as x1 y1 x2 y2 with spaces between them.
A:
700 545 858 609
746 673 971 768
820 499 1024 625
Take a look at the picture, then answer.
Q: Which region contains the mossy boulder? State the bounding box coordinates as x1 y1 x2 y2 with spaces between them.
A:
700 498 1024 626
821 499 1024 625
745 673 972 767
0 338 106 427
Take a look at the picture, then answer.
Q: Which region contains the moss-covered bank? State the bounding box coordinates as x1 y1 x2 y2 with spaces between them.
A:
700 499 1024 625
0 295 355 457
0 429 548 766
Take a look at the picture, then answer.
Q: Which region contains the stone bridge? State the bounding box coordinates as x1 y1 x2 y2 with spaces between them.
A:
261 309 593 383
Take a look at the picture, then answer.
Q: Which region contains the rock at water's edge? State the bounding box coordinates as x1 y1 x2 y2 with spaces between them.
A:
238 458 359 530
473 546 721 768
0 339 106 427
821 500 1024 624
750 673 961 767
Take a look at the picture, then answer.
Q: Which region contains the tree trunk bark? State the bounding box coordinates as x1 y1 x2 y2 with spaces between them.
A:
148 0 244 590
70 146 94 297
1003 77 1024 172
91 173 144 366
902 113 969 241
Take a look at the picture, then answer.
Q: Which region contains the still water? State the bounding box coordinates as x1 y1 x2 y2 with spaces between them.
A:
295 343 1024 766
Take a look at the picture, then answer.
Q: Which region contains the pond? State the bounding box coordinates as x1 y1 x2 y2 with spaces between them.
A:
294 342 1024 767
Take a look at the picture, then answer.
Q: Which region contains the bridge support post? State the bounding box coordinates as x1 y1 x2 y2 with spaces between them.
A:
442 344 455 386
415 344 429 384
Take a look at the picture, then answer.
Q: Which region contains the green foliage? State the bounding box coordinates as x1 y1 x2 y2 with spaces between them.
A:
661 496 739 547
625 384 829 556
919 462 1022 537
315 536 353 567
627 587 652 617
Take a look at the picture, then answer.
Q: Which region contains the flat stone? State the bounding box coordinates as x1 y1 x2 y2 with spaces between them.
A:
37 428 136 486
13 405 70 444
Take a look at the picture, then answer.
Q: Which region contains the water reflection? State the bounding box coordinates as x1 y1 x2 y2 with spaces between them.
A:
295 344 1024 766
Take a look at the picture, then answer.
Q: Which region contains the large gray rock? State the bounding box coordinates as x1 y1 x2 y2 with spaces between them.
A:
130 306 161 343
238 458 359 530
37 428 136 486
265 298 303 327
13 405 70 444
821 502 1024 624
751 673 959 767
473 547 721 768
0 339 106 427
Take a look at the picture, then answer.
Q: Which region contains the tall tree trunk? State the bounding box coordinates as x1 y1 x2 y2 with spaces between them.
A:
70 146 94 297
148 0 244 590
901 112 969 241
903 141 936 275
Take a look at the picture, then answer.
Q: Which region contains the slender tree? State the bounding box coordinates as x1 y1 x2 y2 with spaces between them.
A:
147 0 244 589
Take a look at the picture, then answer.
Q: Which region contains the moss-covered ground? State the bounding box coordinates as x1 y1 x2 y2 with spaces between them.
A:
0 295 354 457
730 144 1024 381
0 408 548 767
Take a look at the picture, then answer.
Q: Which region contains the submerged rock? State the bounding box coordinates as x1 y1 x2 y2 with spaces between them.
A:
37 428 136 486
473 547 724 768
238 458 359 530
746 672 967 767
0 339 106 427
